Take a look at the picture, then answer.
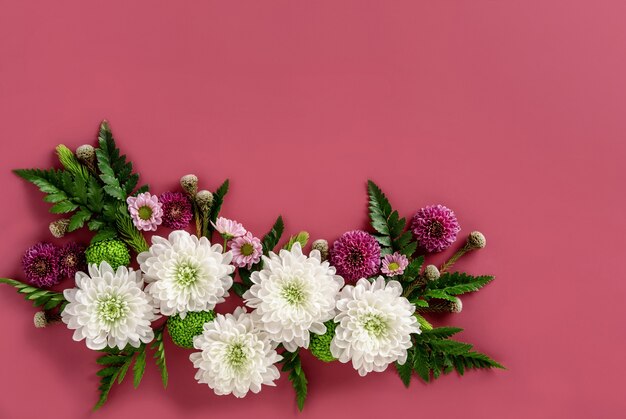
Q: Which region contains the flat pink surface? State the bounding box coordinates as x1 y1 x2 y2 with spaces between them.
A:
1 1 625 418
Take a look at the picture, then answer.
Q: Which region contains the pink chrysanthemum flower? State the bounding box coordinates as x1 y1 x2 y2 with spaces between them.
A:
127 192 163 231
330 230 381 283
22 242 61 287
381 252 409 277
229 232 263 269
211 217 247 239
58 243 87 279
411 204 460 253
159 192 193 229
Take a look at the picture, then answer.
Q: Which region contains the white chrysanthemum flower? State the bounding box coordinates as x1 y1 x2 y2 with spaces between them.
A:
331 276 420 376
137 230 235 318
61 262 157 350
190 307 282 398
243 242 344 352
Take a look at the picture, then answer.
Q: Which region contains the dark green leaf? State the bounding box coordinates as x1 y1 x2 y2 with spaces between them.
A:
133 348 146 388
262 216 284 254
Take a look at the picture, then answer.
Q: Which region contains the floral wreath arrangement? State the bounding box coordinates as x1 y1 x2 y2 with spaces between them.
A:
1 121 503 411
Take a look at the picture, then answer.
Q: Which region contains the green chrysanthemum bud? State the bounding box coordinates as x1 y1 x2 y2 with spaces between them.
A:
311 239 329 262
85 239 130 270
180 174 199 197
309 320 337 362
167 311 216 348
423 264 440 281
467 231 486 250
49 219 70 238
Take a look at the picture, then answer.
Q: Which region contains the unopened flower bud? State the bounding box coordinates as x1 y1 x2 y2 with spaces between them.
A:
180 174 199 197
195 190 213 214
423 264 440 281
467 231 486 249
33 311 61 328
76 144 96 171
416 297 463 314
311 239 329 261
49 219 70 238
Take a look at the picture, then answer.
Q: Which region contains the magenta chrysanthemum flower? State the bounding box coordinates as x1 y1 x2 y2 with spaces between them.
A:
211 217 247 239
381 252 409 277
127 192 163 231
22 242 61 287
330 230 381 282
58 243 87 279
159 192 193 229
411 204 461 252
229 232 263 269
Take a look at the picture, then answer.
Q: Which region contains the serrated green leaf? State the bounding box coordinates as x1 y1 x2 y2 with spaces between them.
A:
150 327 168 388
282 349 308 411
420 327 464 340
426 272 494 296
413 344 431 382
262 216 284 254
422 290 459 302
133 348 146 388
429 339 474 355
402 255 424 282
91 227 118 243
68 208 92 232
0 278 67 310
395 350 413 388
50 200 79 214
207 179 230 232
367 180 413 254
413 299 429 307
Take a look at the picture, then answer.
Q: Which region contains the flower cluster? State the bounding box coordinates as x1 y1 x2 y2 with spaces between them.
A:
22 242 86 287
2 122 500 412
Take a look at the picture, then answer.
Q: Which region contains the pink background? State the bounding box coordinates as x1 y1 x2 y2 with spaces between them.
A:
1 1 625 418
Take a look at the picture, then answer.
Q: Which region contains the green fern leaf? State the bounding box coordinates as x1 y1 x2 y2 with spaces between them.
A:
133 348 147 388
150 327 168 388
207 179 230 232
281 349 308 411
0 278 66 310
262 216 284 254
395 348 414 388
426 272 494 296
367 180 416 254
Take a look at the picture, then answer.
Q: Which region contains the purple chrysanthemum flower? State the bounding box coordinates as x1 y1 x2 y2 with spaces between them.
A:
58 243 87 279
381 252 409 277
22 242 61 287
330 230 381 282
411 204 461 252
159 191 193 229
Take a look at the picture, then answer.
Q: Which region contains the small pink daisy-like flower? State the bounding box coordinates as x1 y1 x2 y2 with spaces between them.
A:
127 192 163 231
229 232 262 269
211 217 247 239
380 252 409 277
411 204 460 253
